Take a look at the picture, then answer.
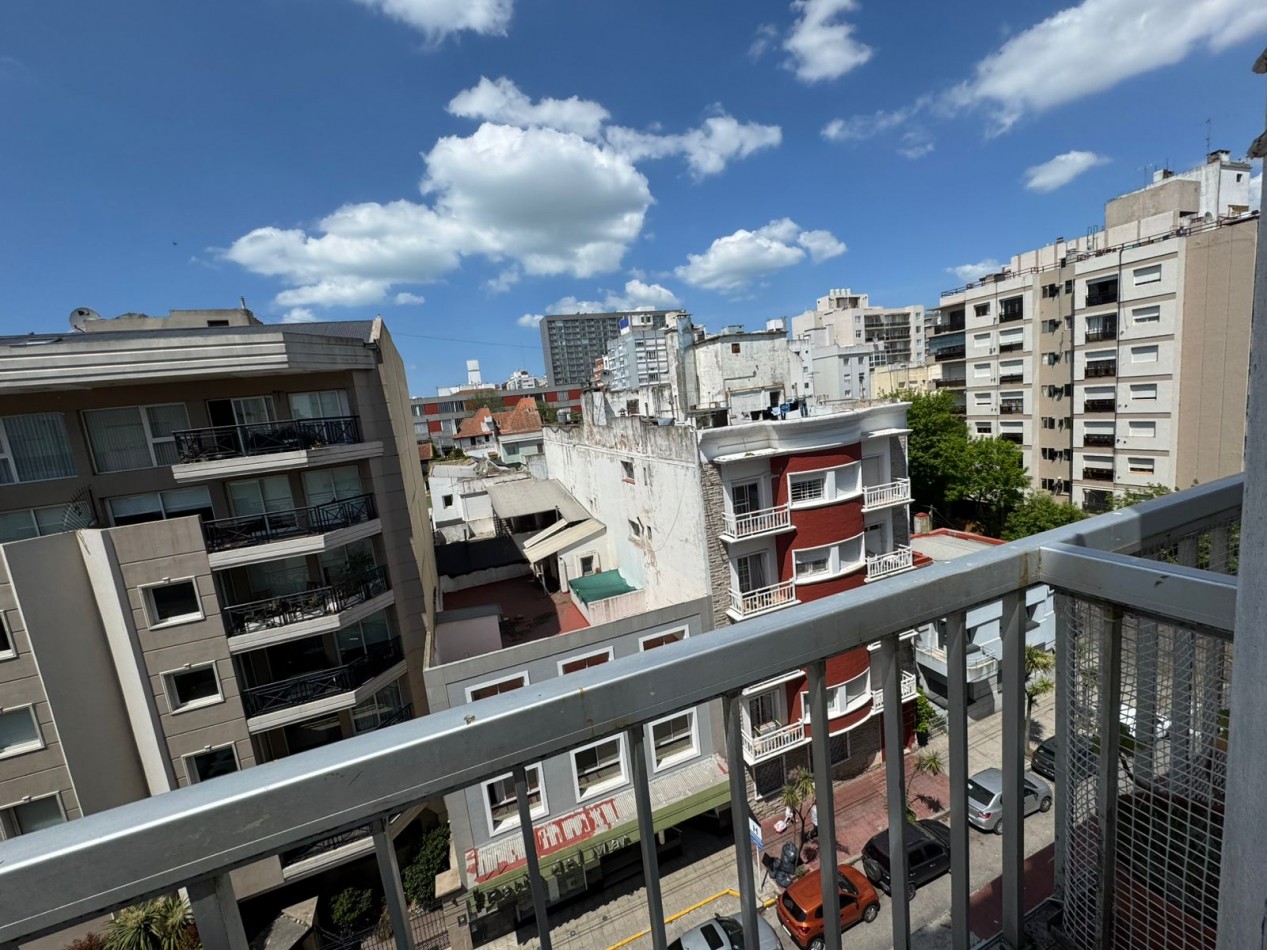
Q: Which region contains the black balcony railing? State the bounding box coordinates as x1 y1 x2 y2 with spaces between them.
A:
1084 399 1116 413
1086 284 1119 307
999 341 1024 353
371 703 414 731
1000 433 1024 444
933 320 965 335
1083 433 1115 447
1082 492 1113 513
1085 324 1117 342
241 638 404 717
203 494 377 552
223 565 391 637
934 378 966 389
1000 401 1024 415
173 416 362 463
934 345 966 361
999 310 1024 324
1083 467 1114 482
999 373 1024 384
1086 362 1117 378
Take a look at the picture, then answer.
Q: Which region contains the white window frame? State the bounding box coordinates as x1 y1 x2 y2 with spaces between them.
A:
1128 421 1156 439
464 672 529 704
800 668 872 722
140 578 205 629
787 461 861 510
0 792 65 839
1130 345 1159 364
0 705 43 759
182 743 241 785
570 735 629 801
83 403 189 473
0 614 13 660
161 662 224 714
1130 383 1158 401
975 422 992 435
1127 457 1156 475
482 763 547 836
639 626 689 651
792 532 865 584
788 472 826 505
578 552 599 576
557 647 614 676
1133 264 1162 285
1132 305 1161 325
646 709 700 772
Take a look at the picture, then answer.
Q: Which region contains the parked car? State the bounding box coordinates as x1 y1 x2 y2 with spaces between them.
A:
1031 736 1057 779
965 767 1052 834
861 819 952 901
775 863 879 949
669 913 783 950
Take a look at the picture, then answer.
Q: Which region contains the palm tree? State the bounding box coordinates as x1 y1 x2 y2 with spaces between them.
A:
1025 645 1056 750
779 766 817 844
905 750 945 821
104 897 198 950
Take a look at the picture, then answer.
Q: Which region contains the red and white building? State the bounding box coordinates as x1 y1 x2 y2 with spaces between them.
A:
411 385 583 453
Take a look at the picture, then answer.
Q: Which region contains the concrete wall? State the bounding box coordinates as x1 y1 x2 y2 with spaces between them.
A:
691 333 799 417
434 610 503 664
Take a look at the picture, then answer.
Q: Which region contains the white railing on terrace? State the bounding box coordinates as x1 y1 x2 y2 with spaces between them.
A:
872 670 918 712
863 478 912 511
915 642 1001 681
867 545 914 580
0 476 1244 950
741 720 807 763
723 503 792 539
729 579 797 617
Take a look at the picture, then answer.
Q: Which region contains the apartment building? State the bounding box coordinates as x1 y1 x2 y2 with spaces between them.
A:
934 151 1257 508
539 310 682 387
595 311 689 390
412 385 581 453
791 288 927 369
0 309 437 896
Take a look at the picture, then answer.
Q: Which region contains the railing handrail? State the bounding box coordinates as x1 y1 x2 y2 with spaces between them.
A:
0 475 1244 944
222 565 391 636
173 415 362 463
203 493 377 552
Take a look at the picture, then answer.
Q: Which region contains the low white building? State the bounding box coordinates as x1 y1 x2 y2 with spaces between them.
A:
428 459 527 543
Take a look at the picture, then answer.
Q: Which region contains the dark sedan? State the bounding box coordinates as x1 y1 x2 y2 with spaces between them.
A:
861 819 952 902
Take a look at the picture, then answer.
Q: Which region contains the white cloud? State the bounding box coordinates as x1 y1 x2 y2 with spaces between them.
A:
225 123 651 307
749 23 780 60
675 219 845 293
783 0 873 83
605 114 782 180
394 292 425 305
1249 171 1262 212
897 130 934 159
448 77 609 139
548 279 682 314
1023 150 1110 192
516 313 544 328
485 267 521 294
282 307 318 323
822 105 914 142
351 0 513 41
954 0 1267 134
948 259 1002 283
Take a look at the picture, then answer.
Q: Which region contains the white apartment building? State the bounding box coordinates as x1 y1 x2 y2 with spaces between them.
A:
791 289 927 369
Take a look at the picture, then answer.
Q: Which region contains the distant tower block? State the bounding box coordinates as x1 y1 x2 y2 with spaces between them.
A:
466 359 482 387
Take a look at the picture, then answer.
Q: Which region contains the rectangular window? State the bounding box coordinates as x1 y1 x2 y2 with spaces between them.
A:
0 614 11 658
793 533 864 582
789 473 825 503
143 580 203 628
794 549 830 579
640 627 688 651
1128 457 1156 475
108 487 213 527
163 664 223 713
1128 421 1156 439
1133 264 1162 285
483 765 546 834
974 392 992 404
572 736 627 800
975 422 992 434
973 303 990 316
0 504 77 544
1131 345 1159 364
1130 383 1158 401
0 707 41 758
289 390 350 420
1132 305 1161 325
466 673 528 703
558 648 613 675
442 494 454 508
302 466 363 505
973 333 991 347
579 554 597 575
649 710 698 771
0 794 65 839
628 519 643 539
184 746 239 784
0 414 75 485
974 363 991 378
621 459 635 482
83 404 189 473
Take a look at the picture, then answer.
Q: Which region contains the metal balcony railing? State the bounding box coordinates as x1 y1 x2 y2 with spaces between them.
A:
722 503 791 539
866 545 913 581
203 494 377 552
1000 401 1025 415
1086 286 1119 307
729 580 796 617
241 638 403 717
932 320 965 335
999 341 1024 352
741 720 806 763
173 416 362 463
999 373 1024 384
0 478 1244 950
872 670 918 711
1086 362 1117 378
1083 467 1115 482
1084 399 1116 413
222 565 390 636
1083 433 1115 447
1086 325 1118 342
934 345 966 361
934 377 966 388
915 642 1000 682
863 478 911 511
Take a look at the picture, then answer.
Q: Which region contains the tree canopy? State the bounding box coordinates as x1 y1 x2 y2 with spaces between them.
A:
946 437 1029 537
902 391 969 509
1003 492 1088 540
1110 483 1173 509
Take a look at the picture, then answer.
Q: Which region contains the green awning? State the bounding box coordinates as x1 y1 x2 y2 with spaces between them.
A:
569 569 638 604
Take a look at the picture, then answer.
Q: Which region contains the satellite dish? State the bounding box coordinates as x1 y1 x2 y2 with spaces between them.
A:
69 307 102 332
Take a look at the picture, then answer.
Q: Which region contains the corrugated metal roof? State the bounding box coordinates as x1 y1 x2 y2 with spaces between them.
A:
522 519 605 563
485 478 590 521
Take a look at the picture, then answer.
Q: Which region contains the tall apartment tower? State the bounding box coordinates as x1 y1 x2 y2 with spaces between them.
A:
791 289 927 368
539 310 676 386
0 309 438 895
932 151 1257 509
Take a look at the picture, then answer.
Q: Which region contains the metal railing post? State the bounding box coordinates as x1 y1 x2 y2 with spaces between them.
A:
807 660 841 950
724 693 761 948
627 726 668 950
1000 592 1026 949
880 637 910 949
1096 606 1124 947
945 612 970 950
373 818 414 950
187 874 249 950
513 765 552 950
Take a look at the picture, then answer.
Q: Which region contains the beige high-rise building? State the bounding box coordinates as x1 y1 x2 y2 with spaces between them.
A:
0 308 437 896
930 151 1257 510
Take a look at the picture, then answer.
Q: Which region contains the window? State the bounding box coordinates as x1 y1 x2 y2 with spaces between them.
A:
1130 383 1158 401
466 673 528 703
629 519 643 539
184 746 239 784
0 414 75 484
973 333 991 348
787 462 859 507
142 579 203 628
303 466 363 505
0 794 64 839
0 504 78 543
1133 264 1162 285
1042 418 1055 430
974 392 992 404
789 473 825 503
1132 305 1161 325
0 707 42 758
442 494 454 508
1128 421 1156 439
0 614 11 658
975 422 992 435
108 487 213 527
1131 345 1159 364
973 303 990 316
731 343 741 354
84 404 189 473
648 710 698 771
289 390 350 420
974 363 991 378
558 648 613 675
572 736 627 799
621 459 635 482
640 627 688 651
793 533 864 583
483 765 546 835
163 664 222 713
579 554 597 576
1128 457 1156 475
800 669 872 721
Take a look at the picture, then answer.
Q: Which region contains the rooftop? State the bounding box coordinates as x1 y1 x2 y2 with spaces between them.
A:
909 528 1004 563
439 575 589 646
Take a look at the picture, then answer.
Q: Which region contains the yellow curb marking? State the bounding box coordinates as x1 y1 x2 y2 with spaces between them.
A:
606 889 778 950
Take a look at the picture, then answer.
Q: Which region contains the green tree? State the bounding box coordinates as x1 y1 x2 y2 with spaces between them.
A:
1109 483 1173 509
1025 645 1056 750
535 400 559 424
901 391 969 509
104 898 197 950
946 438 1029 537
463 391 508 413
1002 492 1088 540
779 766 817 846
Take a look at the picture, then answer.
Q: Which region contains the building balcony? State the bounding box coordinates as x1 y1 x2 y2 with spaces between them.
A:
999 402 1024 415
0 477 1244 950
999 310 1024 324
934 377 966 389
1082 467 1115 482
863 479 911 512
203 494 379 567
866 545 914 582
728 580 798 619
741 720 807 764
170 417 382 482
998 342 1024 353
998 373 1024 384
1083 433 1115 447
720 503 793 542
1084 399 1116 413
1085 325 1117 342
1086 286 1119 307
222 566 391 647
915 643 999 683
934 345 966 361
1085 362 1117 378
1000 433 1025 444
932 320 965 335
871 670 918 712
241 638 404 720
1082 491 1113 513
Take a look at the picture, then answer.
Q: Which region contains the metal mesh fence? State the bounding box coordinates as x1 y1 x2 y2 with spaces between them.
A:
1057 598 1230 950
1132 512 1240 575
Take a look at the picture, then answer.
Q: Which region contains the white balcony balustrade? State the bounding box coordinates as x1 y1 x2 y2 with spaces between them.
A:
866 545 914 581
728 580 797 618
721 503 792 541
863 478 912 511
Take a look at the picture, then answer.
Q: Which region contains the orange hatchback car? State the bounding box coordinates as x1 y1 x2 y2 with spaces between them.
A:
775 863 881 949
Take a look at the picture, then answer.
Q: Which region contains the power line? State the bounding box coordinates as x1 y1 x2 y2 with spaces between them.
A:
388 329 539 350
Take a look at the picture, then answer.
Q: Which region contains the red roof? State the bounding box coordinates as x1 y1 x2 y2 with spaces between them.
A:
417 443 435 461
455 407 494 440
495 398 542 436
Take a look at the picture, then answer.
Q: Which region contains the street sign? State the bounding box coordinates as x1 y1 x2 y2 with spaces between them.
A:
748 816 764 851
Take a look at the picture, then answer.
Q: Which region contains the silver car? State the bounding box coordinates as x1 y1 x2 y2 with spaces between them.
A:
966 767 1052 834
668 914 783 950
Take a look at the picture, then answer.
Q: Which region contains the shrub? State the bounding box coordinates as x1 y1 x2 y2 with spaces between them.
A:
402 823 452 906
66 935 107 950
330 887 375 935
104 897 197 950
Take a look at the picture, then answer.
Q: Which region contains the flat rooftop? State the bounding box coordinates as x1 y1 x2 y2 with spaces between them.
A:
910 528 1003 563
441 575 589 647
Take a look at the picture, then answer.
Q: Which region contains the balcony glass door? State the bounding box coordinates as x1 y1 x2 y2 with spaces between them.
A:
208 397 276 428
731 481 760 516
227 476 295 517
302 466 363 506
290 390 349 420
336 611 391 663
736 552 767 593
749 690 779 729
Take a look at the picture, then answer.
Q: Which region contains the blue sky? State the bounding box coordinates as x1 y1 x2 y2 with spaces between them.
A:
1 0 1264 394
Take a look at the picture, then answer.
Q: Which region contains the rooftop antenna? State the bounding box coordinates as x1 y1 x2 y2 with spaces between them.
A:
239 296 247 311
1205 118 1212 154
